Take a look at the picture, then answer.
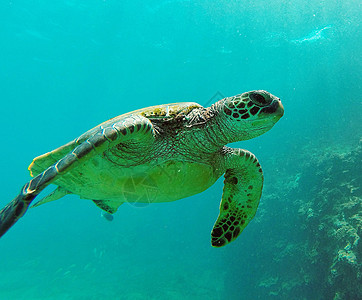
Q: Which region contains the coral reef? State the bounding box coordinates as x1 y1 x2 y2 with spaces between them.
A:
255 139 361 299
297 139 361 299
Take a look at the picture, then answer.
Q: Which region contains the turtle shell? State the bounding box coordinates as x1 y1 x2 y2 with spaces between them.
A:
29 102 202 177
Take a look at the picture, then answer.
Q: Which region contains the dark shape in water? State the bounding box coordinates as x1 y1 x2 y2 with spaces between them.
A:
101 211 114 221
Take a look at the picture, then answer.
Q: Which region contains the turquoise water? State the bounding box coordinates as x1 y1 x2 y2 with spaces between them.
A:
0 1 361 299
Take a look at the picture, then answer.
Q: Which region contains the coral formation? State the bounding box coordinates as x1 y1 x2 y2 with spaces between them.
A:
298 139 361 299
255 139 361 299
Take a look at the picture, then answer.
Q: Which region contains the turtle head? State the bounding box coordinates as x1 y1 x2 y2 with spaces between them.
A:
216 90 284 141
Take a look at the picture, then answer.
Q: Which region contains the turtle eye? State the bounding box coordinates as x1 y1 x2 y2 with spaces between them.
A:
249 92 271 106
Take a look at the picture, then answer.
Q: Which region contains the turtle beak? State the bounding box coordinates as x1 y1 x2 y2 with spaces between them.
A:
276 100 284 118
259 98 284 119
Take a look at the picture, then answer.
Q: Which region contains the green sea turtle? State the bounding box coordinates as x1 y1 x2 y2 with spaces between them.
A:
0 90 283 247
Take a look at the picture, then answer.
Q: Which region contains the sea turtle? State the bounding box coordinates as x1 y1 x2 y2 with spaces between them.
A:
0 90 283 247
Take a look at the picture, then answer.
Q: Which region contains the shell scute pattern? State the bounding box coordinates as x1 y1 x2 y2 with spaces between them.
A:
141 104 201 120
142 107 167 118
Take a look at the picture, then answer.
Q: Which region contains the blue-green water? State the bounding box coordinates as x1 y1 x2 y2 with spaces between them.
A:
0 1 361 299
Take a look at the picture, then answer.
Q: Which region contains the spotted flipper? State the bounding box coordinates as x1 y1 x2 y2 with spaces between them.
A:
0 115 155 238
211 148 263 247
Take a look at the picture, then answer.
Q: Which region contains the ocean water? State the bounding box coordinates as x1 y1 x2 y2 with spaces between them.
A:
0 1 361 299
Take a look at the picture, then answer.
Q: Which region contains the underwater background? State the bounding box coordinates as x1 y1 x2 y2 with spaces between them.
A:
0 0 361 299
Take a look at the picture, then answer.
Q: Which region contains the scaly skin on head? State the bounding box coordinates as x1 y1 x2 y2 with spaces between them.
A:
207 90 284 144
180 90 284 159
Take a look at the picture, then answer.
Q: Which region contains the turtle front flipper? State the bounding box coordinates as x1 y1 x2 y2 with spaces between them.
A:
211 148 263 247
0 182 42 237
0 115 155 238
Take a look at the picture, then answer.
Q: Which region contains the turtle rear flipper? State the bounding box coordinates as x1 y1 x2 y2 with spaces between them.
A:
0 115 155 238
92 199 122 214
31 186 72 208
